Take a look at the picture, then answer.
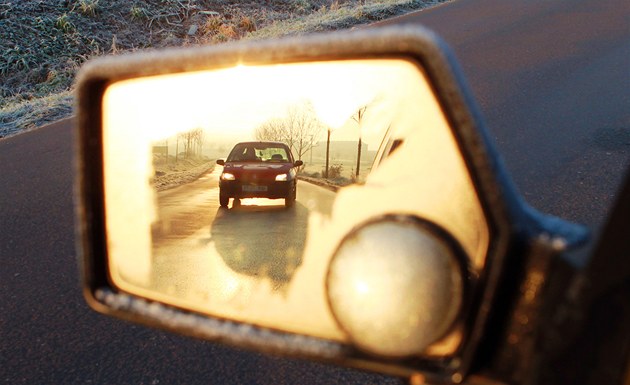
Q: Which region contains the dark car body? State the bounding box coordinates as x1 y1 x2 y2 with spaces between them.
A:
217 141 302 207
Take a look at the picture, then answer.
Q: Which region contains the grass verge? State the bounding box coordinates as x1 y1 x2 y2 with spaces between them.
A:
0 0 449 139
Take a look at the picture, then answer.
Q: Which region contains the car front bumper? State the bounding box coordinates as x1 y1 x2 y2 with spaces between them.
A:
219 180 293 199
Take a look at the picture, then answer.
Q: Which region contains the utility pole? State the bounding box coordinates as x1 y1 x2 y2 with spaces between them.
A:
325 128 330 179
175 135 179 163
352 105 368 178
356 137 362 178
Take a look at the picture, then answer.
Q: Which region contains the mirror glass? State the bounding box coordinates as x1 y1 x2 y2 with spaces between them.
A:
101 59 489 353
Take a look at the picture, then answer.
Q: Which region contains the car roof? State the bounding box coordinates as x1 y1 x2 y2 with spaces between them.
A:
233 141 288 146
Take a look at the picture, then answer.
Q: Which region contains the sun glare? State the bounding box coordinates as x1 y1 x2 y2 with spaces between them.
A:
103 59 424 145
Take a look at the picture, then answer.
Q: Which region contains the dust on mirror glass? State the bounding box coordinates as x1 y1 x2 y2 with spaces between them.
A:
101 59 489 352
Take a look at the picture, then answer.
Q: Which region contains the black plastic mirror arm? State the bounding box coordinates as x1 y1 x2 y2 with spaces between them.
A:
501 167 630 385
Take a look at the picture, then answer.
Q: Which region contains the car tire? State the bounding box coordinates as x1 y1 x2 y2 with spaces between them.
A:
285 184 296 207
219 192 229 207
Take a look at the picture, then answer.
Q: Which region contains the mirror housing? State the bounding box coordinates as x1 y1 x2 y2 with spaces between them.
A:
75 25 588 383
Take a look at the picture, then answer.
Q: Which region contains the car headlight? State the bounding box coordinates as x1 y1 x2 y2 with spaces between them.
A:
275 173 288 181
221 172 235 181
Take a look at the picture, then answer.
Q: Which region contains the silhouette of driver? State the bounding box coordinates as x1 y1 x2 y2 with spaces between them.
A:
242 146 258 161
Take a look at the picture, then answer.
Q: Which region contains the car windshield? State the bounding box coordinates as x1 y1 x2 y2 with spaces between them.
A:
227 143 290 163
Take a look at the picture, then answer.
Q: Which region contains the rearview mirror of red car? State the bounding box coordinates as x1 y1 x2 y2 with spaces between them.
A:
75 26 587 384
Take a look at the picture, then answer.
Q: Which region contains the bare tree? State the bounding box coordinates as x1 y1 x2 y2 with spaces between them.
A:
255 101 325 161
256 117 288 143
286 103 325 161
178 128 204 159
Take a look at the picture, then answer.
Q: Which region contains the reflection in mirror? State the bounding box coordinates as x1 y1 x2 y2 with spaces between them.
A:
102 59 489 354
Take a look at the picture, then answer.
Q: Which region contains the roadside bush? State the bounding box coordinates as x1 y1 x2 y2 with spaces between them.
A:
324 163 343 179
55 14 74 33
76 0 99 17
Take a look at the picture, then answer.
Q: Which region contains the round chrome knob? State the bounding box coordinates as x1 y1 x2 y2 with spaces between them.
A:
326 216 465 357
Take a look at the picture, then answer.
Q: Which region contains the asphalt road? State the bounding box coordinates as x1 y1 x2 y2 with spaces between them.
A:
1 0 628 384
145 169 341 341
380 0 630 230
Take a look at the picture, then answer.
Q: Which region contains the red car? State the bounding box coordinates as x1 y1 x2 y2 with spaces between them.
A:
216 141 303 208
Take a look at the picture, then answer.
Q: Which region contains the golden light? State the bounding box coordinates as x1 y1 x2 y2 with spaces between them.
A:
100 57 486 347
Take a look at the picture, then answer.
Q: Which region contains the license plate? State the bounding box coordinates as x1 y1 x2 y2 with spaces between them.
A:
242 185 268 192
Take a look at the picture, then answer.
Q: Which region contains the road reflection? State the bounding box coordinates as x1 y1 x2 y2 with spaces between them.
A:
211 200 309 291
144 178 343 340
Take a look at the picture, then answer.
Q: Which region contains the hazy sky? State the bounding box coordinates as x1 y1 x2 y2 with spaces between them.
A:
104 59 428 151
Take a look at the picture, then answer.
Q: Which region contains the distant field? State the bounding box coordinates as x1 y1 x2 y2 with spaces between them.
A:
0 0 448 138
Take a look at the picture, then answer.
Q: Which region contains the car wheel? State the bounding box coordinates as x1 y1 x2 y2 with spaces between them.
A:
219 192 229 207
285 185 296 207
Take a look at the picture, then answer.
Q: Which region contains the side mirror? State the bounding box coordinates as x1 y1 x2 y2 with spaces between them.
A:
295 160 304 167
216 159 225 166
75 26 587 383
